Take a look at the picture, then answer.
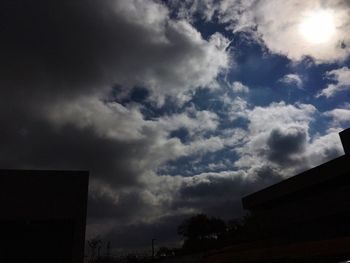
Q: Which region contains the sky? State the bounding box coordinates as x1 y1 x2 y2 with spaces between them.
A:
1 0 350 251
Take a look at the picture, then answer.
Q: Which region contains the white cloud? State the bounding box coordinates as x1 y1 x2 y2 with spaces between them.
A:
248 1 350 62
47 96 147 141
223 96 249 121
46 94 229 177
305 129 344 167
279 74 303 88
227 101 343 178
317 67 350 98
324 108 350 126
156 106 219 135
245 102 316 136
230 81 250 93
112 0 232 104
176 0 350 62
115 0 170 31
137 24 231 105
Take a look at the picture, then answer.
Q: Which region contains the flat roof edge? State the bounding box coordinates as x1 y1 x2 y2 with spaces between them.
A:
0 169 89 175
242 154 349 209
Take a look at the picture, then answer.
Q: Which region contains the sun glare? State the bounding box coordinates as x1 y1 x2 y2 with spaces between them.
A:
299 10 336 44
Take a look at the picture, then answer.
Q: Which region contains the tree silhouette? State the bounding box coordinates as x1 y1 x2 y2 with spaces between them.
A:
209 217 227 239
178 214 211 240
87 237 102 263
177 214 226 252
156 246 175 258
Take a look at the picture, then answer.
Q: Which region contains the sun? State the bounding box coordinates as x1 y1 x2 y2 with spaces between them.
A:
299 10 336 44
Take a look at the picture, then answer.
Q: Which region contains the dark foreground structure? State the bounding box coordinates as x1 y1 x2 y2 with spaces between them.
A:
204 128 350 263
0 169 89 263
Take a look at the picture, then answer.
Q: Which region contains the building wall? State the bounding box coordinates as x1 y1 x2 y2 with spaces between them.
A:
0 170 89 263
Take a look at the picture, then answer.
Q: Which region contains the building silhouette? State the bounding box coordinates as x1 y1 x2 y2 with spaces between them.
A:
0 169 89 263
204 128 350 262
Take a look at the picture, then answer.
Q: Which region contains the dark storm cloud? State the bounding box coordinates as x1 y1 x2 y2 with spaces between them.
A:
0 0 225 187
88 190 151 223
267 127 307 166
103 214 187 250
0 112 149 187
1 0 116 98
0 0 228 112
0 0 230 249
1 0 161 87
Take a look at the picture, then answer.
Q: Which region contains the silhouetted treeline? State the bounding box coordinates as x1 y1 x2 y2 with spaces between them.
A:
177 213 265 254
85 237 179 263
86 213 264 262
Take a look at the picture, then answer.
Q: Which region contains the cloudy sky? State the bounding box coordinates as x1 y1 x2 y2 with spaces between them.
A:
2 0 350 251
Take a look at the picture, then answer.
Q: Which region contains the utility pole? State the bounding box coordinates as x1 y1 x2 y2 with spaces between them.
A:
106 241 111 258
151 238 156 260
97 245 101 258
